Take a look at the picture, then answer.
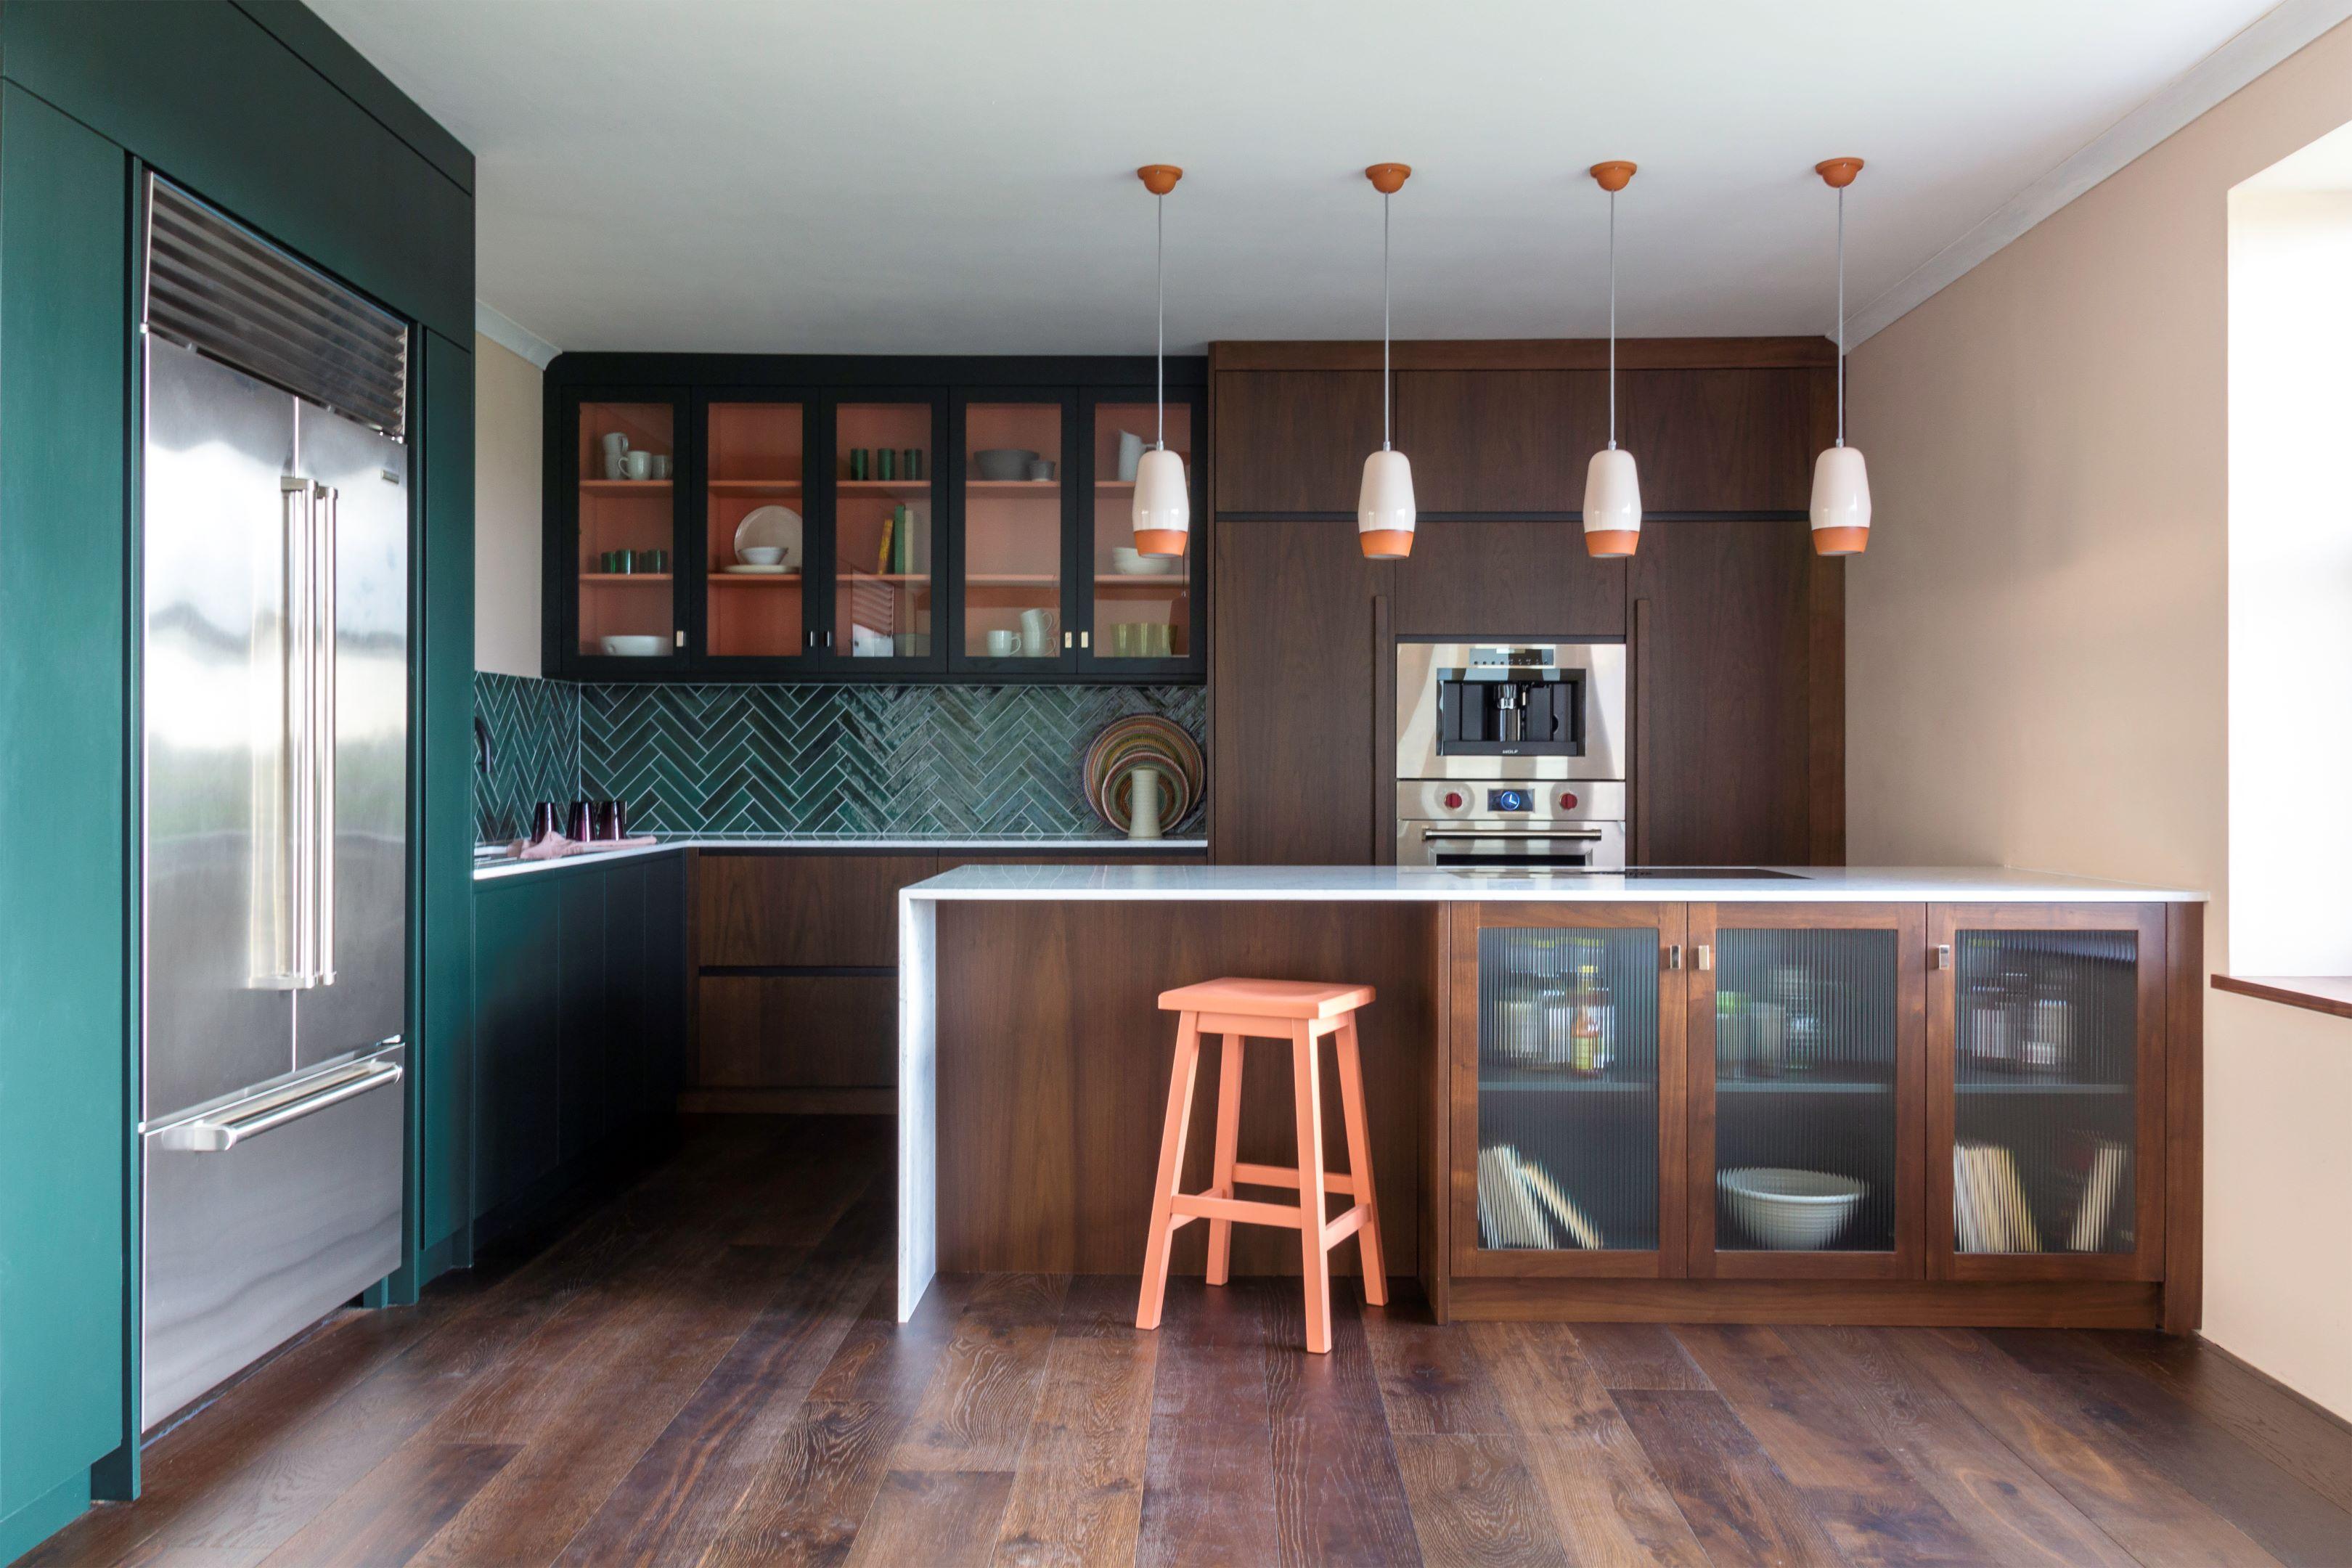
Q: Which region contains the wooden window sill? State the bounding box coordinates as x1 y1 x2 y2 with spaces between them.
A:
2210 974 2352 1021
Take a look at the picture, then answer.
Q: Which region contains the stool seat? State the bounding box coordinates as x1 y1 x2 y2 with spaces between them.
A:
1138 976 1387 1355
1156 976 1376 1019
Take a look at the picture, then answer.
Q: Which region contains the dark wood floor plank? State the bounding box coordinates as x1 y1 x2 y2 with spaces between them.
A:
1361 1304 1514 1435
1469 1320 1711 1568
2088 1333 2352 1519
1986 1330 2352 1568
989 1278 1161 1568
404 1241 817 1567
1571 1323 1714 1392
1612 1388 1850 1568
1897 1327 2284 1567
1673 1323 1981 1567
1389 1434 1574 1568
842 1469 1018 1568
696 1275 972 1568
253 1442 515 1568
1789 1328 2138 1568
552 1183 891 1567
1136 1280 1281 1568
1264 1292 1423 1567
892 1273 1070 1472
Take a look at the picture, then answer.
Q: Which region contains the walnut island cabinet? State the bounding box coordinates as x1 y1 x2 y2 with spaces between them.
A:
896 866 2205 1333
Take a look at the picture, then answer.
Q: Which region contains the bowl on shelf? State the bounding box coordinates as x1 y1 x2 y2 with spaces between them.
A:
733 505 801 570
1716 1167 1866 1250
973 448 1038 481
599 634 668 658
1109 546 1177 576
739 546 785 566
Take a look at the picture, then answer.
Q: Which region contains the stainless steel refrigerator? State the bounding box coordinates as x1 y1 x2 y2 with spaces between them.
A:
138 177 412 1429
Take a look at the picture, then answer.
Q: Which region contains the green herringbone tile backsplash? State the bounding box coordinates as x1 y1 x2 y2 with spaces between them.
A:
475 674 1204 841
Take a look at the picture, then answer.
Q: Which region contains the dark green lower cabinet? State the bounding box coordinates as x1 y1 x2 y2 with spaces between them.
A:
472 852 689 1238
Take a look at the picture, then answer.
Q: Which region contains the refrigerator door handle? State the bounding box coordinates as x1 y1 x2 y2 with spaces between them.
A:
312 481 338 987
270 475 315 989
151 1058 401 1153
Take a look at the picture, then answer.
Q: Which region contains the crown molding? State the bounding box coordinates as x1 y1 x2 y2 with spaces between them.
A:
474 301 561 369
1850 0 2352 344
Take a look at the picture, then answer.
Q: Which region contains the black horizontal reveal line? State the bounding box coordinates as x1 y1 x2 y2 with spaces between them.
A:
1212 510 1811 524
700 964 897 979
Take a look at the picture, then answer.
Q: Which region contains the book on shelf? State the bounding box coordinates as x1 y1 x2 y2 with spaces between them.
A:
1952 1141 2041 1253
1474 1144 1604 1251
2065 1136 2129 1253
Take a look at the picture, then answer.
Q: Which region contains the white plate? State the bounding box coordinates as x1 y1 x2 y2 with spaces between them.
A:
734 505 802 568
721 564 793 574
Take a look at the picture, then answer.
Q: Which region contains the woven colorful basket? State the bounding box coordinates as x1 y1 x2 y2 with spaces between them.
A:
1080 714 1205 834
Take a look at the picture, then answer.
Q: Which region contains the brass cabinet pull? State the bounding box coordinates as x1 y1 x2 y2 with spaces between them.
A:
1695 944 1712 971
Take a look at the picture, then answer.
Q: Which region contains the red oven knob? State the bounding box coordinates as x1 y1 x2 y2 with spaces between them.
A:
1559 791 1579 810
1442 790 1464 810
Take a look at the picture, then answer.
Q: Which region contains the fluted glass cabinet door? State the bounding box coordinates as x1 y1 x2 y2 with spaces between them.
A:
1930 904 2165 1281
1689 904 1926 1279
1450 903 1687 1278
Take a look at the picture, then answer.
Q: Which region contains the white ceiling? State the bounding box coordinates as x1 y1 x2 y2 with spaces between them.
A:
314 0 2321 357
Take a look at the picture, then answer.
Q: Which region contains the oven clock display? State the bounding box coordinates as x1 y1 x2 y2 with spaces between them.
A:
1486 788 1533 813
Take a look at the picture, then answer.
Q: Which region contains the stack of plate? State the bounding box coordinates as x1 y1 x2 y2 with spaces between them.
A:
1080 714 1204 834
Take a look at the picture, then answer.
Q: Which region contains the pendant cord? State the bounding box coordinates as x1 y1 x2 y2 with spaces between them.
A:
1835 185 1846 448
1606 189 1618 450
1381 192 1392 450
1154 192 1165 450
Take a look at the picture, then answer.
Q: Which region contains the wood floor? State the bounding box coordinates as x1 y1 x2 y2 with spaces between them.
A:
30 1115 2352 1568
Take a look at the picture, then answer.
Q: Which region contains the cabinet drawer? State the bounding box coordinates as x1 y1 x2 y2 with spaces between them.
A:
698 853 936 967
698 974 897 1087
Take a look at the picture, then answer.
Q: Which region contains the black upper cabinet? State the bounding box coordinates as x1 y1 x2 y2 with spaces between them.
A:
545 356 1205 683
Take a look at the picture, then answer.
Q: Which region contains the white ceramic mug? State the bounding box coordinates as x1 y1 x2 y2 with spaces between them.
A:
1127 764 1163 840
1018 607 1055 657
601 431 629 480
1117 430 1146 482
985 628 1021 656
623 450 653 481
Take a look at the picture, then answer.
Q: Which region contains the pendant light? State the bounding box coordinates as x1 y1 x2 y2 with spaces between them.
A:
1583 161 1641 558
1810 157 1871 555
1132 165 1191 557
1358 163 1416 559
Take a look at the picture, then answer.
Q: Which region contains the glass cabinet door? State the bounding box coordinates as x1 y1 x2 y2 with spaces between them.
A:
1082 395 1196 670
956 396 1070 669
834 401 939 666
1689 904 1925 1278
1452 904 1686 1278
702 400 810 661
575 398 680 663
1930 904 2164 1279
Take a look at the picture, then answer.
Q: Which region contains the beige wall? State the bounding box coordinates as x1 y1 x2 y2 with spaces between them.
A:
475 332 542 677
1847 21 2352 1416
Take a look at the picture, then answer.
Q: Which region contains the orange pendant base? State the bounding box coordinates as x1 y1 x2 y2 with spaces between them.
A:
1135 528 1188 558
1359 528 1414 559
1812 526 1869 556
1583 529 1639 558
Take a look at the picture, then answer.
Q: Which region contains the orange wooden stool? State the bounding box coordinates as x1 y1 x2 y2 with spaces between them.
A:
1135 977 1387 1354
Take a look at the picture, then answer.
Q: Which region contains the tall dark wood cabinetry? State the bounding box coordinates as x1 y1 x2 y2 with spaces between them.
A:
1206 339 1844 867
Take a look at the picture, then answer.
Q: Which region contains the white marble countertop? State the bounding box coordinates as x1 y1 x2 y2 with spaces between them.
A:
902 864 2206 902
473 834 1209 881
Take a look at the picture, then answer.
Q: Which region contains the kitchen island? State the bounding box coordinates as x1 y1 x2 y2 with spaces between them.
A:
898 865 2205 1331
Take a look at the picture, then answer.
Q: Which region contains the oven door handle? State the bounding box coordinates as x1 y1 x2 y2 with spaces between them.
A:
1419 828 1606 841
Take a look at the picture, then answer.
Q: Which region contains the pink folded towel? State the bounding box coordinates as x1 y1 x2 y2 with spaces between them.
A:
507 833 660 862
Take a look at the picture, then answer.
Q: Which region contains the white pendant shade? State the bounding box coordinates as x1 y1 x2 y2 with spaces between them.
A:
1357 447 1416 558
1810 445 1871 555
1132 446 1189 557
1583 446 1641 558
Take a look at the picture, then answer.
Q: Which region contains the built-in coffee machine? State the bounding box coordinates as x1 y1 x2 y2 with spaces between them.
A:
1395 640 1628 870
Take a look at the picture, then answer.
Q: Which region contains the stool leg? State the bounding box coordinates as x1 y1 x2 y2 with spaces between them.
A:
1334 1013 1388 1306
1205 1034 1244 1287
1137 1011 1204 1331
1291 1021 1333 1354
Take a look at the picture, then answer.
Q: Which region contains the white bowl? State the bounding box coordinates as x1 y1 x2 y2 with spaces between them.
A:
740 545 785 566
600 634 668 658
1717 1167 1865 1251
1111 547 1175 576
